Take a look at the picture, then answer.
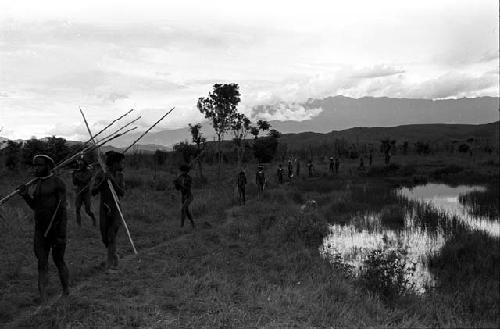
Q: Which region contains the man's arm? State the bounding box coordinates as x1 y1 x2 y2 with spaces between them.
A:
18 184 35 209
91 171 104 196
112 172 125 197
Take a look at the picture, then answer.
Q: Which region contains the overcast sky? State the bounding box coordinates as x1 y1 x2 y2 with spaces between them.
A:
0 0 498 140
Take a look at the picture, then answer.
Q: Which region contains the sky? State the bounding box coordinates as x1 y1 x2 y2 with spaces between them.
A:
0 0 498 140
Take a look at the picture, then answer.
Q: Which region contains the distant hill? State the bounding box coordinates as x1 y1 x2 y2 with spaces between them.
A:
279 121 499 151
111 96 500 147
259 96 499 134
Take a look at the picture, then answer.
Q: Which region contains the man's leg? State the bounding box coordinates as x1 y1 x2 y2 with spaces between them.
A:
34 232 50 304
83 193 96 226
107 219 120 269
75 194 83 226
180 198 186 227
184 196 195 228
52 238 70 295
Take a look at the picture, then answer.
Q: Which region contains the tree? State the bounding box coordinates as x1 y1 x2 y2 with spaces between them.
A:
173 141 198 163
189 123 206 178
197 84 241 179
3 140 21 170
250 119 271 139
231 113 251 168
253 129 281 163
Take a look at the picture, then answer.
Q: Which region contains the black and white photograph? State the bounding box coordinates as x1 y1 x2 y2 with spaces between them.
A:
0 0 499 327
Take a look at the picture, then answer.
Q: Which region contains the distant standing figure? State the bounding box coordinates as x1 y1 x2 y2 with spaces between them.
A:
277 164 284 184
335 157 340 174
18 154 69 303
255 165 266 199
174 164 195 229
92 151 125 271
287 160 293 181
72 157 96 227
329 157 335 174
307 160 314 177
359 157 365 170
295 159 300 177
237 169 247 205
384 151 391 165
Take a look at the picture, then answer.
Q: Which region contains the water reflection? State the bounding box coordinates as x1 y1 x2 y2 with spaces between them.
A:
321 183 499 294
399 184 499 237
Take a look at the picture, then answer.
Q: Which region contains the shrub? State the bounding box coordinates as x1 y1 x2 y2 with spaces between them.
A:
359 248 415 302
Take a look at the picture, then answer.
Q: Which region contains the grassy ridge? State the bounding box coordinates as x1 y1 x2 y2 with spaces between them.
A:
0 152 498 328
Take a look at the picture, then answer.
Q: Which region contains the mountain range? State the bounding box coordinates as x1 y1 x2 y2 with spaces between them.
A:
1 96 498 151
108 96 500 148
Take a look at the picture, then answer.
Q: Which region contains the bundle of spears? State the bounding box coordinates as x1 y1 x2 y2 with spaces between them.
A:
0 107 175 254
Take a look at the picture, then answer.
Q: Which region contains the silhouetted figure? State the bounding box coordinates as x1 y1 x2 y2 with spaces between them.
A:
335 157 340 174
359 157 365 170
18 155 69 303
174 164 195 229
277 164 284 184
307 160 314 177
329 157 335 174
287 160 293 181
255 165 266 199
92 151 125 271
237 169 247 205
295 159 300 177
72 158 96 227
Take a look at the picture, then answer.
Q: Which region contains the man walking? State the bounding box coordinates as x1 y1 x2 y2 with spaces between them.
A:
237 168 247 205
174 164 195 228
92 151 125 271
72 157 96 226
277 164 284 184
18 154 69 303
255 165 266 199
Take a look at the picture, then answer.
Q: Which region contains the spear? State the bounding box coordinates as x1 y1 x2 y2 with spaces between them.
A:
80 109 138 255
0 125 136 206
123 107 175 154
81 108 134 142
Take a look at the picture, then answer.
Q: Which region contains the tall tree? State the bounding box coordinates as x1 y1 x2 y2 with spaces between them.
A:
231 113 251 168
197 84 241 179
188 123 206 178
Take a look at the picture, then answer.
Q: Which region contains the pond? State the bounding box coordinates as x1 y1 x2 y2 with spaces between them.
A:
321 183 500 294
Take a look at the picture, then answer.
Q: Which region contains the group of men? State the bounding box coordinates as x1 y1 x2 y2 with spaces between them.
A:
18 151 197 304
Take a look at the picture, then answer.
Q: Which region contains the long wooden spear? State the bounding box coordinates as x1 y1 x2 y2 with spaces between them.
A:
0 126 136 206
123 107 175 153
80 109 138 255
82 108 134 142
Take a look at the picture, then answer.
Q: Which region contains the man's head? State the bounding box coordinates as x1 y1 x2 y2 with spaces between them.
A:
258 165 264 171
33 154 55 177
77 157 87 170
105 151 125 171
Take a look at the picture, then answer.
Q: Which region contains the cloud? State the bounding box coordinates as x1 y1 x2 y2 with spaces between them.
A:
251 103 323 122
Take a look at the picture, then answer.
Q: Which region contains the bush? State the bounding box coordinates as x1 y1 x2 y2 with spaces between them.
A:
360 248 415 302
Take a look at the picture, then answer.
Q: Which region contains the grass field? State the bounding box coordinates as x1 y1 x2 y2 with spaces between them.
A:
0 151 498 328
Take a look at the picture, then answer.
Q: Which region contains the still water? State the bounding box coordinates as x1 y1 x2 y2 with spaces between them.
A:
321 183 499 293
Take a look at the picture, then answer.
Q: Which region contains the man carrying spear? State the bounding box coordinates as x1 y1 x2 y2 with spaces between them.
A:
91 151 125 271
17 155 70 304
72 156 96 227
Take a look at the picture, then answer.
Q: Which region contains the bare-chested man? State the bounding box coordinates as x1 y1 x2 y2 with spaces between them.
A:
18 154 69 303
91 151 125 271
72 157 96 226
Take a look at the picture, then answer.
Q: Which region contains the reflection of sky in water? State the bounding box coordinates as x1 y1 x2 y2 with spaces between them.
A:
321 215 445 293
399 184 499 237
322 184 497 294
